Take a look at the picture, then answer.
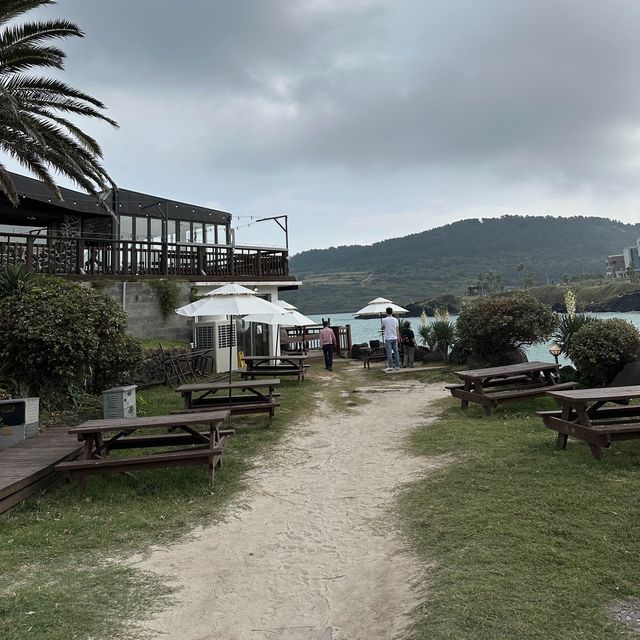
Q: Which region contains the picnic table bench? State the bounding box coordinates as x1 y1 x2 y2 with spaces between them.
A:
55 410 231 485
539 386 640 460
447 361 577 415
240 355 308 382
361 346 387 369
176 379 280 428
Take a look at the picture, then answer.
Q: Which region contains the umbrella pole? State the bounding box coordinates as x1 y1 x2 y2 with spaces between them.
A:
229 314 234 402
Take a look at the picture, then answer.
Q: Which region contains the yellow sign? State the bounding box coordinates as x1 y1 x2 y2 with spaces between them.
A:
237 350 246 367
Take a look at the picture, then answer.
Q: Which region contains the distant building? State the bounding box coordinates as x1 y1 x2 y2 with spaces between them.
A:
606 238 640 280
606 254 626 279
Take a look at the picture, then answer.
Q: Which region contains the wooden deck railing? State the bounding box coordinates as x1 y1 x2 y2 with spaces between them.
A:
282 325 352 357
0 233 290 280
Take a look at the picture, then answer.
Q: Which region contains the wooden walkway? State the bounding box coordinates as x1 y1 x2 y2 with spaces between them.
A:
0 429 83 515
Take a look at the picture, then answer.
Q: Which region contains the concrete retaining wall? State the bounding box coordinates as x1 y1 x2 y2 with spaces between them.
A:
99 281 193 342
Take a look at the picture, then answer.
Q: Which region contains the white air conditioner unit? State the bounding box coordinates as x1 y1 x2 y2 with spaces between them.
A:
193 321 237 374
102 385 137 419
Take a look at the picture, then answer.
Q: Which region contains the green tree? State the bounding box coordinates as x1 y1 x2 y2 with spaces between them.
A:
626 265 637 283
0 0 117 205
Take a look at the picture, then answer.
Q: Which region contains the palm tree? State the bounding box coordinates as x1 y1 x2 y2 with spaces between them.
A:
486 270 496 293
517 263 525 288
476 271 485 296
0 0 117 206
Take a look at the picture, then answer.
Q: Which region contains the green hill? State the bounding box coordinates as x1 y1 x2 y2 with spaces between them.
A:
286 215 640 313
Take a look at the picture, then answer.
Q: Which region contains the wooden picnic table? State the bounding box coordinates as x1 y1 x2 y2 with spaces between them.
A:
539 386 640 460
241 354 308 381
55 410 231 484
176 378 280 428
447 361 577 416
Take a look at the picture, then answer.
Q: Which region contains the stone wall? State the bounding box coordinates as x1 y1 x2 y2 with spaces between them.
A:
99 281 193 342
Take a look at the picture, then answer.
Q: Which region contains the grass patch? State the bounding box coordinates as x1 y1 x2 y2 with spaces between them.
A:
399 396 640 639
1 377 320 639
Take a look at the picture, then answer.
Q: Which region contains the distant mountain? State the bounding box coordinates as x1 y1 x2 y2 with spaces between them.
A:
286 215 640 313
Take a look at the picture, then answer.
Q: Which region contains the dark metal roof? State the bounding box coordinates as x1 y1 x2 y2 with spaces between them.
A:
115 187 231 225
7 172 231 225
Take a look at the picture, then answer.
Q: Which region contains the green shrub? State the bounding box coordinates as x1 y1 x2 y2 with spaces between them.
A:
0 277 143 401
455 292 556 366
571 318 640 387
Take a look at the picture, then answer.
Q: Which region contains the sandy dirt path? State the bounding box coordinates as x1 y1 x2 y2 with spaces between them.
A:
132 371 447 640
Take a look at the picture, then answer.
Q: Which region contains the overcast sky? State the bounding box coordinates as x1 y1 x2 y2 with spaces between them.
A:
9 0 640 253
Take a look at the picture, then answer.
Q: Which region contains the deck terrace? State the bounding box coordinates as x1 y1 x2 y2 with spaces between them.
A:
0 232 291 282
0 429 83 515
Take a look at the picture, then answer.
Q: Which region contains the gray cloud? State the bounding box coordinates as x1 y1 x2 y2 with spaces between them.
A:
12 0 640 251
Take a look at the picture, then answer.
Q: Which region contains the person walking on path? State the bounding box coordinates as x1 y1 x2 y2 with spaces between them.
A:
401 321 417 368
319 320 337 371
381 307 401 372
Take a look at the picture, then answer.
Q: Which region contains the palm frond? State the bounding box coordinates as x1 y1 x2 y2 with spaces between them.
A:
0 1 117 205
0 1 56 28
0 160 19 204
0 44 67 74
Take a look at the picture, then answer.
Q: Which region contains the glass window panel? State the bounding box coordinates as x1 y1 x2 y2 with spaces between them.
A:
179 221 192 243
134 216 148 240
167 220 178 244
119 215 133 240
193 223 204 243
149 218 163 243
204 223 215 244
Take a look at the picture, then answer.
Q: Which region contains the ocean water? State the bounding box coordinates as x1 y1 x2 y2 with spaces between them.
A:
308 311 640 366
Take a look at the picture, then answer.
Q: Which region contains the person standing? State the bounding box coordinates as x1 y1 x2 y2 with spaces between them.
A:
401 321 417 368
381 307 401 372
319 320 337 371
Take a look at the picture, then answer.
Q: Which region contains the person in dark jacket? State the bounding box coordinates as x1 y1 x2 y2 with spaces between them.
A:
401 321 417 368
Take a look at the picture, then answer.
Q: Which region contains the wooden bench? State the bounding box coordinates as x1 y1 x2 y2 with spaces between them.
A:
539 386 640 460
173 402 280 416
361 348 387 369
56 446 226 476
239 367 305 381
102 429 235 449
449 362 577 416
450 381 577 415
55 410 230 485
177 379 281 428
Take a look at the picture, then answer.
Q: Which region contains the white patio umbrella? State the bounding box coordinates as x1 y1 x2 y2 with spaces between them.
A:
175 283 284 385
354 297 409 318
243 308 317 356
243 309 316 327
354 296 410 343
274 299 298 310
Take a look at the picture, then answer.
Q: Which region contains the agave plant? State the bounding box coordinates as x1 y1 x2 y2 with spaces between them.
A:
0 263 37 297
418 311 435 349
431 319 456 362
552 313 595 359
0 0 118 205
